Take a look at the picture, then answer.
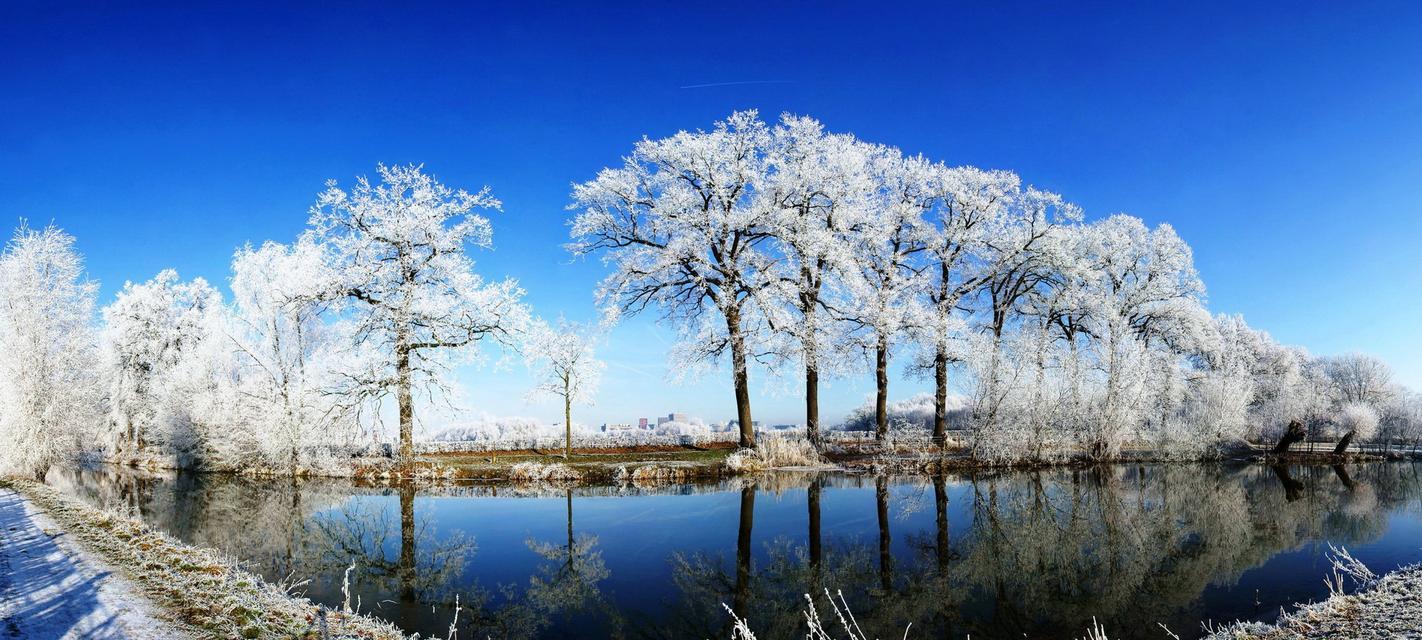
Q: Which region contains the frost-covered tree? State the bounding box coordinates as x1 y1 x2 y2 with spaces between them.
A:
524 318 605 458
1379 391 1422 446
761 115 875 446
1072 215 1206 457
962 187 1079 446
1320 353 1394 406
0 224 100 480
910 167 1015 446
306 164 531 467
569 111 777 448
1171 314 1263 450
1331 402 1380 454
841 148 930 441
227 239 350 472
101 268 224 458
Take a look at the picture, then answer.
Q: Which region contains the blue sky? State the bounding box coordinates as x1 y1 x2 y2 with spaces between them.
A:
2 2 1420 428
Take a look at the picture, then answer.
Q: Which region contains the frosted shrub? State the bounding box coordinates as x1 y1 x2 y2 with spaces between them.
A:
1163 373 1252 457
973 416 1072 465
838 393 964 433
1335 403 1380 439
508 461 583 483
724 436 825 472
1331 402 1380 455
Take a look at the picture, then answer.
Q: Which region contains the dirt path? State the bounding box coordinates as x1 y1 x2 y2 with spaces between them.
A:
0 488 191 639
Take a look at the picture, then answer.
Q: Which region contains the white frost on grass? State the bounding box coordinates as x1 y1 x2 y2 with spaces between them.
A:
0 488 189 639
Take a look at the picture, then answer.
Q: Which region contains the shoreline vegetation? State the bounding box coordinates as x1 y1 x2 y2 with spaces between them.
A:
2 478 412 640
1204 564 1422 639
101 431 1422 487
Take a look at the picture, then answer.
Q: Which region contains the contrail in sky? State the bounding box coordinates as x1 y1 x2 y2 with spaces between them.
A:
679 80 793 89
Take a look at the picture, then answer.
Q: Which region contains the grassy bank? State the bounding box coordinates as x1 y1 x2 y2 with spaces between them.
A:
104 437 1422 488
420 445 734 483
1 478 410 640
1206 563 1422 639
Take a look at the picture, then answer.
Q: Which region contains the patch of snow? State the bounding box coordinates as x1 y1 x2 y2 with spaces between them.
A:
0 488 191 639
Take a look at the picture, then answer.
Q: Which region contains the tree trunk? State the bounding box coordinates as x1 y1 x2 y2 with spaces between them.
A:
396 341 414 470
564 383 573 460
876 475 893 591
1332 464 1356 491
875 335 889 442
1272 464 1304 502
803 297 821 449
727 308 756 449
933 345 949 448
806 361 820 448
398 485 416 599
1273 420 1306 454
1334 430 1356 456
734 484 755 616
934 475 949 576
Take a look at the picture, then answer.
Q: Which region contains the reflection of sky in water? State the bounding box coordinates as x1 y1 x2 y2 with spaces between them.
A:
48 464 1422 640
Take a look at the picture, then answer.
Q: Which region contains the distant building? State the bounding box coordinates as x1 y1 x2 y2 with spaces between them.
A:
638 417 649 429
601 423 635 433
655 412 694 427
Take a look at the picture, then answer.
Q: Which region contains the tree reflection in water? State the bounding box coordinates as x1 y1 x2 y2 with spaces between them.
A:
47 462 1422 640
660 464 1420 639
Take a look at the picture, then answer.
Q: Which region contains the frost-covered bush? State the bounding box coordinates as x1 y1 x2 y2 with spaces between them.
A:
1333 402 1380 442
1165 372 1252 456
837 392 966 433
1379 391 1422 445
724 436 825 472
433 414 556 442
508 462 582 482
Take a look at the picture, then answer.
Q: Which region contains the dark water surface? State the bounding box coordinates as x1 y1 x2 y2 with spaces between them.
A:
47 463 1422 639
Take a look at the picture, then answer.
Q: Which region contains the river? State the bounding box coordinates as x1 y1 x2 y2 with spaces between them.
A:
46 462 1422 639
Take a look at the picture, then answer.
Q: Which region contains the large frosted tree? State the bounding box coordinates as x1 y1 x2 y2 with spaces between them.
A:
842 148 929 441
761 115 874 447
1073 215 1206 457
306 164 530 468
569 111 777 448
912 167 1047 446
0 224 100 480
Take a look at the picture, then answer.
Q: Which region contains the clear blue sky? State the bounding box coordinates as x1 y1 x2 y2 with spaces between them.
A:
2 2 1420 429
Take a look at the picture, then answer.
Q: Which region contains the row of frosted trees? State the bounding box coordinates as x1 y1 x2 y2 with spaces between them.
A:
0 166 549 478
1 110 1418 480
565 110 1419 461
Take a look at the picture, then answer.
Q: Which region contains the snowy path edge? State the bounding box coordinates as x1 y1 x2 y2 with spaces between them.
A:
0 487 193 639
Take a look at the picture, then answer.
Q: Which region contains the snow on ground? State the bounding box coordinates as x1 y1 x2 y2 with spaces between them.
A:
0 488 190 639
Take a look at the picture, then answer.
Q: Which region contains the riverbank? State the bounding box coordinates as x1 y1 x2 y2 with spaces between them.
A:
1206 564 1422 639
103 436 1422 488
0 479 410 640
419 444 736 483
0 487 188 639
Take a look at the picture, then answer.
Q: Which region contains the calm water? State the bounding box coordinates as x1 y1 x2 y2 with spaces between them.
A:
47 463 1422 639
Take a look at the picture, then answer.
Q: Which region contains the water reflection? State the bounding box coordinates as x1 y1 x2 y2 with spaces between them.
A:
48 463 1422 640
